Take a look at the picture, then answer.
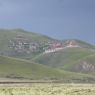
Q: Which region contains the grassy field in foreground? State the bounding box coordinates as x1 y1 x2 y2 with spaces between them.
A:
0 84 95 95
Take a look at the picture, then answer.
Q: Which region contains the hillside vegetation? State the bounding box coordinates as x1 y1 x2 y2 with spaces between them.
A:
0 29 95 83
34 48 95 75
63 39 95 49
0 29 55 58
0 56 65 80
0 56 95 82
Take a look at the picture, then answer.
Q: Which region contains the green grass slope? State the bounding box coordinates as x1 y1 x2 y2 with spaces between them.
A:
34 48 93 67
0 56 65 80
0 29 53 51
68 54 95 74
0 29 55 59
0 29 94 60
63 39 95 49
0 56 95 83
34 48 95 75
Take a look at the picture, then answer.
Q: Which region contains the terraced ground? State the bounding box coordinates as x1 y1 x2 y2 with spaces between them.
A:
0 84 95 95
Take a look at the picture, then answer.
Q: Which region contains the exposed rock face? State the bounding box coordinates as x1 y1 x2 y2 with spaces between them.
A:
82 61 95 71
72 61 95 73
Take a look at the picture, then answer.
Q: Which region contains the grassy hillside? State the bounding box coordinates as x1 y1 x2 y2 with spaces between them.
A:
0 29 94 59
1 29 95 83
34 48 95 75
0 29 53 51
34 48 93 67
74 39 95 48
0 56 65 80
68 54 95 74
0 56 95 82
0 29 56 59
62 39 95 49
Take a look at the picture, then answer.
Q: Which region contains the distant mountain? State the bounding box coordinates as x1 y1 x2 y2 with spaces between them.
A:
0 29 95 83
0 29 94 59
0 29 55 59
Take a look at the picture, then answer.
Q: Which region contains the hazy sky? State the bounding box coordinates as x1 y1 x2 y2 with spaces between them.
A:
0 0 95 44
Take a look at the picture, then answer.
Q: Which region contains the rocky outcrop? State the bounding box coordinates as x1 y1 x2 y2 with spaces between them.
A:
72 61 95 73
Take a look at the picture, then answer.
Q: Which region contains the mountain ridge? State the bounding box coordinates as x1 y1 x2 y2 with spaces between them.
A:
0 29 95 83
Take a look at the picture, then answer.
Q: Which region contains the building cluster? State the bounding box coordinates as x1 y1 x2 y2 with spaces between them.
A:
43 42 64 53
44 40 80 54
9 35 40 53
9 35 80 54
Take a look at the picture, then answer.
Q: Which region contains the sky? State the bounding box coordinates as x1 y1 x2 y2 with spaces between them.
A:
0 0 95 44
